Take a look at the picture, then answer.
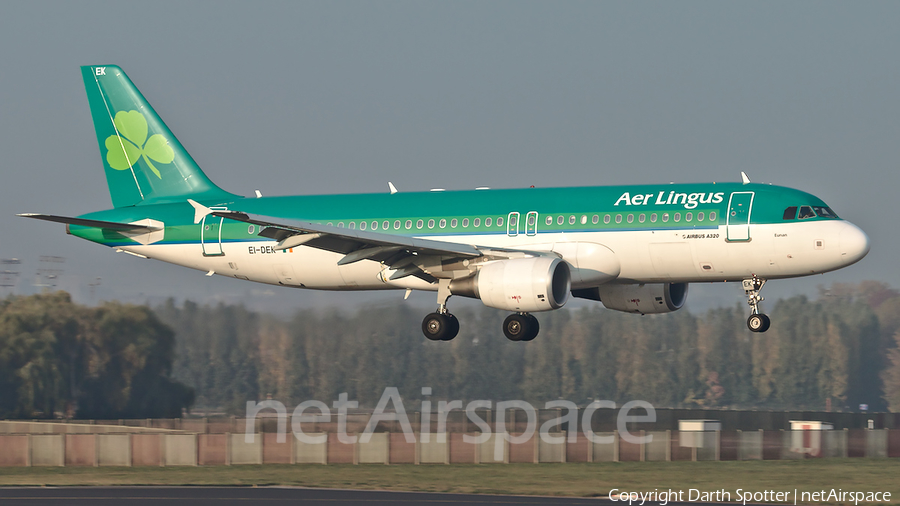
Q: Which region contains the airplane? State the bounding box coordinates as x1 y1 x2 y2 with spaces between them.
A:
20 65 870 342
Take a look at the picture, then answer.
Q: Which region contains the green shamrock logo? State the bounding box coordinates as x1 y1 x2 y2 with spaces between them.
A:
104 110 174 179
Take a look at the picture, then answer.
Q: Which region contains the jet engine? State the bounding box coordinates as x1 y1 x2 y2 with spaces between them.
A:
574 282 688 314
450 257 570 312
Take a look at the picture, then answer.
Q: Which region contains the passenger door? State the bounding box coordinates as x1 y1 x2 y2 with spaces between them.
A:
726 192 754 242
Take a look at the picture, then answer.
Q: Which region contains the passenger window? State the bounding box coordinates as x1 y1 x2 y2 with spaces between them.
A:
557 215 564 225
569 215 576 225
427 219 435 229
662 213 669 222
581 215 587 225
338 222 345 228
497 217 503 227
697 212 704 222
545 216 553 226
685 212 692 222
450 218 457 228
627 214 634 223
639 213 645 223
709 212 716 222
371 221 378 230
486 217 492 227
783 206 798 220
592 215 599 224
474 218 481 227
604 215 611 224
650 213 657 223
359 221 366 230
382 220 389 230
417 219 424 229
674 212 681 222
394 220 401 230
462 218 469 227
615 214 622 224
405 220 412 229
798 206 816 219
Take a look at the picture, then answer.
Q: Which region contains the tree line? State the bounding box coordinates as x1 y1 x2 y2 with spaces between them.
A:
159 281 900 414
3 282 900 419
0 292 193 419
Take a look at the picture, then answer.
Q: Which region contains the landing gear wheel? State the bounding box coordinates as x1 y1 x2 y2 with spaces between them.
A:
443 313 460 341
521 314 539 341
503 313 539 341
747 313 770 333
423 312 459 341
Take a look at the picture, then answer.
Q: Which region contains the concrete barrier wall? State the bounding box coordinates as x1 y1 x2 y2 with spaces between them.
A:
131 434 162 467
449 433 475 463
389 433 416 464
294 434 327 464
538 433 566 463
478 433 508 463
867 429 888 458
32 434 65 466
739 430 763 460
164 434 198 466
645 431 668 461
98 434 131 466
2 429 900 468
823 430 848 458
358 433 388 464
230 433 262 465
592 432 617 462
0 435 29 466
198 434 228 465
65 434 96 466
418 434 448 464
262 433 291 464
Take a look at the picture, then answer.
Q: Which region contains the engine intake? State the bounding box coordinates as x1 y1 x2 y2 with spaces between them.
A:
450 257 570 312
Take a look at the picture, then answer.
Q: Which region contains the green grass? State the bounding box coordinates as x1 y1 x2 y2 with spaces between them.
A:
1 459 898 503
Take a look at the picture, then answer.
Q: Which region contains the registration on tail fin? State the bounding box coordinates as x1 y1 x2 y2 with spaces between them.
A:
82 65 237 208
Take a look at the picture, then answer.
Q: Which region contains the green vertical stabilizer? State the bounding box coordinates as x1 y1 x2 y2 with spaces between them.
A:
81 65 239 208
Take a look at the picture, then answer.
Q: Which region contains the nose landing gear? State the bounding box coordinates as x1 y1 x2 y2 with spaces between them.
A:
743 275 770 333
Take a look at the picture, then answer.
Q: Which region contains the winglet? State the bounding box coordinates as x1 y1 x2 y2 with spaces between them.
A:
741 172 751 185
388 182 398 194
187 199 212 224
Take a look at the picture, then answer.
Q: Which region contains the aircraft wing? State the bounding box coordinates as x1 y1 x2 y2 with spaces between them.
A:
188 200 544 282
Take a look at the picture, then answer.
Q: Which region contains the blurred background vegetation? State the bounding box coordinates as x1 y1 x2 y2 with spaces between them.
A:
2 281 899 419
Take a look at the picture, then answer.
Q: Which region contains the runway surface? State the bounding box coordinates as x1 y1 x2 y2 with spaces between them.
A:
0 487 606 505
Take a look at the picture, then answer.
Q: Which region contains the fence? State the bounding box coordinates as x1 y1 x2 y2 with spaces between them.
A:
1 429 899 467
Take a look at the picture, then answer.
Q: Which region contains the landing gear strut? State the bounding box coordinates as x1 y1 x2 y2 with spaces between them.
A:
743 274 770 333
503 313 539 341
422 280 460 341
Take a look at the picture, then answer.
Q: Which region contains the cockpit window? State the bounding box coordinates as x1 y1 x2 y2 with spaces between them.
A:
798 205 816 219
812 206 838 219
783 206 797 220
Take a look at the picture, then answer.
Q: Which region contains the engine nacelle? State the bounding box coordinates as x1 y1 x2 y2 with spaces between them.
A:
582 282 688 314
450 257 571 312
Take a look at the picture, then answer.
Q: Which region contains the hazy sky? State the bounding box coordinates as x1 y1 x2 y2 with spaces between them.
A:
0 1 896 313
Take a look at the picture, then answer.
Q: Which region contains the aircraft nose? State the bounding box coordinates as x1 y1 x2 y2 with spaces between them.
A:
839 222 870 266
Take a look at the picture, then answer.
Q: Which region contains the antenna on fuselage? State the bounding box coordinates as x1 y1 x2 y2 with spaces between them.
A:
741 172 751 185
388 182 398 194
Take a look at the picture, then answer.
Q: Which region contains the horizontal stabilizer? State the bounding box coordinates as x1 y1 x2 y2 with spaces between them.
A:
17 213 156 232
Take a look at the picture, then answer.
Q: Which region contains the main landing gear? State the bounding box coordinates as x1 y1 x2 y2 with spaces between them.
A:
502 313 539 342
743 274 770 333
420 280 540 342
422 280 461 341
